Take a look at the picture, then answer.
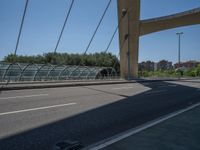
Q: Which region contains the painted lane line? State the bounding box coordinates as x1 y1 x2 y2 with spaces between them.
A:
86 102 200 150
0 103 76 116
157 86 168 88
158 85 177 88
169 85 178 87
145 90 167 94
112 87 133 90
0 94 49 100
190 84 200 88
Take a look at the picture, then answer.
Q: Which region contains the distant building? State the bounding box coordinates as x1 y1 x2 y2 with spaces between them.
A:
139 60 199 71
154 62 158 71
139 60 173 71
157 60 173 70
139 61 155 71
174 60 199 69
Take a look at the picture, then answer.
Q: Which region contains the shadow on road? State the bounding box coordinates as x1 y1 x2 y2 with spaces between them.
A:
0 80 199 150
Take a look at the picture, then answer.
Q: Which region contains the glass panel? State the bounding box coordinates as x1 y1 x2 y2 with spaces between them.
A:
0 62 117 82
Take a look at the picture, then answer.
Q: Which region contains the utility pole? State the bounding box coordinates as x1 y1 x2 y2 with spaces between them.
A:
176 32 183 79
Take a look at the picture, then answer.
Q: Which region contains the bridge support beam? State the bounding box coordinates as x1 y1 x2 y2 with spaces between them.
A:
117 0 200 79
117 0 140 79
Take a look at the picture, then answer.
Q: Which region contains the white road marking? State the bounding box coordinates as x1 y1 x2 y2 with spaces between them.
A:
86 102 200 150
0 94 48 100
0 103 76 116
167 85 178 87
112 87 133 90
145 90 167 94
187 85 200 88
143 83 150 85
158 85 177 88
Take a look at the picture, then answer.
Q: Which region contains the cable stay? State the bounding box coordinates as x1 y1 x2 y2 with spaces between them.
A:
68 0 113 77
14 0 29 56
54 0 75 53
104 26 118 53
82 0 112 56
98 8 129 69
108 9 131 71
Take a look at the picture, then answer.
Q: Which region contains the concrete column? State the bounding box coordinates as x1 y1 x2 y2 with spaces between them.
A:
117 0 140 79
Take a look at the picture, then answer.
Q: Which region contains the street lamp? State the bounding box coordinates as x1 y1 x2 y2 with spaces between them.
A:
176 32 183 79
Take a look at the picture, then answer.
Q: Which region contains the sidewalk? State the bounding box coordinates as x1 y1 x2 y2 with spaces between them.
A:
0 79 129 91
103 104 200 150
0 78 177 91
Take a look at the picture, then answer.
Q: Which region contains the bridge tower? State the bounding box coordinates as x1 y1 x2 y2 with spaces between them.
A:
117 0 140 79
117 0 200 79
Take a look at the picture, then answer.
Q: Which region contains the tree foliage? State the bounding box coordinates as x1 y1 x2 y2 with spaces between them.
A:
3 52 120 73
139 64 200 78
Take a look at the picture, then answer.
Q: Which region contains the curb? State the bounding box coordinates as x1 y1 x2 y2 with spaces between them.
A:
0 79 176 91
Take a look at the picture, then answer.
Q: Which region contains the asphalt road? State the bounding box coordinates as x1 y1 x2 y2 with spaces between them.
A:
0 80 200 150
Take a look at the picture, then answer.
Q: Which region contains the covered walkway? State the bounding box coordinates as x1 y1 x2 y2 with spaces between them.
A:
0 62 117 82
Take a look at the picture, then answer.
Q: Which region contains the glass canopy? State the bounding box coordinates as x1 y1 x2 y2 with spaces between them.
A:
0 62 117 82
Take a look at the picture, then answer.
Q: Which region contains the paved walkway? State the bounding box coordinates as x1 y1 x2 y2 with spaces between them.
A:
0 79 129 91
103 105 200 150
0 78 178 91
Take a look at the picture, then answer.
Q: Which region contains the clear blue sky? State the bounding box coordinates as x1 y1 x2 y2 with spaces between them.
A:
0 0 200 63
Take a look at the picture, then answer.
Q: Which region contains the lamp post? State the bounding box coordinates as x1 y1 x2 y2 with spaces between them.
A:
176 32 183 79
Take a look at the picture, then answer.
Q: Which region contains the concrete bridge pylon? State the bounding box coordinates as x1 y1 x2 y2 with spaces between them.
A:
117 0 200 79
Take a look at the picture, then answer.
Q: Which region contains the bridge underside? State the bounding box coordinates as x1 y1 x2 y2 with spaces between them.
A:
140 7 200 36
117 0 200 79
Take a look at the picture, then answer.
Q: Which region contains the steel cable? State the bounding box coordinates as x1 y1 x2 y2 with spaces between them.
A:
54 0 75 53
110 8 131 74
14 0 29 57
70 0 112 78
97 8 129 72
82 0 112 56
104 26 118 53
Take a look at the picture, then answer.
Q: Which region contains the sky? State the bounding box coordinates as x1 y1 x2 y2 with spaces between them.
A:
0 0 200 63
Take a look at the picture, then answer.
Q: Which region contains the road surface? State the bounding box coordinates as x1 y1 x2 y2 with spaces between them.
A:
0 80 200 150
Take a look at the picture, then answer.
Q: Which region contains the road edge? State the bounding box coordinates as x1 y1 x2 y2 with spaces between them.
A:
0 79 176 91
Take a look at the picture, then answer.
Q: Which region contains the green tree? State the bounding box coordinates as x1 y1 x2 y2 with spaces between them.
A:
3 52 120 72
196 64 200 76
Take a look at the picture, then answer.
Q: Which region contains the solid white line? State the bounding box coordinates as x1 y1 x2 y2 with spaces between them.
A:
190 85 200 88
158 85 178 88
168 85 178 87
86 102 200 150
0 103 76 116
112 87 133 90
145 90 167 94
0 94 49 100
